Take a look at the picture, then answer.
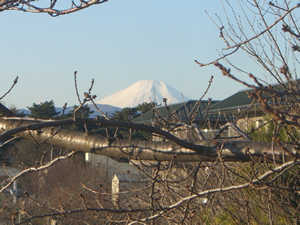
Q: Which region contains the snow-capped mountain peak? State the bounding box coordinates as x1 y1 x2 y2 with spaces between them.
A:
97 80 189 108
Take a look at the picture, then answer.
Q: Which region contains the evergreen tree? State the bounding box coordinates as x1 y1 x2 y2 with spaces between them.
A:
112 107 138 121
69 105 94 119
136 102 156 113
68 105 95 132
113 102 156 121
28 100 58 119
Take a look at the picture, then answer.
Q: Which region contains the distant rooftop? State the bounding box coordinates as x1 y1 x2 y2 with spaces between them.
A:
133 100 219 124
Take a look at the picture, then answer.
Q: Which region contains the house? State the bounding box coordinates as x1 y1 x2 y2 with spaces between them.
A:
208 80 300 136
206 89 266 137
133 100 222 141
133 100 220 125
133 88 275 140
0 103 14 117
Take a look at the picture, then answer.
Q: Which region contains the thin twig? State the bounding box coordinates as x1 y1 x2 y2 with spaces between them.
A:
224 3 300 50
74 71 82 105
128 160 300 224
0 0 109 17
0 151 76 193
194 47 239 67
189 75 214 122
0 76 18 100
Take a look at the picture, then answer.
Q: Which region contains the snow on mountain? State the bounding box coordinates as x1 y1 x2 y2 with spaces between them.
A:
16 108 30 115
56 104 121 118
97 80 189 108
86 104 121 118
19 104 121 118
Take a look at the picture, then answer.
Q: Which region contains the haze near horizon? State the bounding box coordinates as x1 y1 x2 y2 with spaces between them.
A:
0 1 257 109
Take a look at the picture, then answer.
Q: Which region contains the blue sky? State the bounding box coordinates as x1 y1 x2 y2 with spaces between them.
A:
0 1 249 109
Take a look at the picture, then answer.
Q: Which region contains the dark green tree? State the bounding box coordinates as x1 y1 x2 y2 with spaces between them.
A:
110 102 156 140
113 102 156 121
70 105 94 119
68 105 96 132
112 107 138 121
28 100 58 119
136 102 156 114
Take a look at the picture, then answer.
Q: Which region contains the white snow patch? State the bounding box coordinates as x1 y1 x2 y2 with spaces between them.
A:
97 80 189 108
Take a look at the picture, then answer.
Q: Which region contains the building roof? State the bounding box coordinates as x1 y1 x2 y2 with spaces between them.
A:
133 100 218 124
133 80 300 125
133 90 255 125
0 103 14 116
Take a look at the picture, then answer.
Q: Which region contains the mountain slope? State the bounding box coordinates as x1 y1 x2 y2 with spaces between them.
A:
56 104 121 118
97 80 188 108
18 104 121 118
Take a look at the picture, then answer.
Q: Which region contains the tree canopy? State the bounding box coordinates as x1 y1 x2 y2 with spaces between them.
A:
28 100 58 119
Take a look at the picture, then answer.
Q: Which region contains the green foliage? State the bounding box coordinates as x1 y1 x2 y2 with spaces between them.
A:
136 101 156 113
70 105 94 119
273 166 300 210
112 102 156 121
66 105 96 132
112 107 138 121
28 100 58 119
110 102 155 140
249 116 300 143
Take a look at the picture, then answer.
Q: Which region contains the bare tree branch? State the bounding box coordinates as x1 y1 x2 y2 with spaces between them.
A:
128 160 300 224
0 76 18 101
0 0 109 16
223 3 300 50
0 151 76 193
0 117 297 161
16 207 151 225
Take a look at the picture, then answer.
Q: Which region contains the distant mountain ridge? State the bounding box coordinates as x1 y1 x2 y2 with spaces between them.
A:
16 80 187 117
17 104 121 118
97 80 189 108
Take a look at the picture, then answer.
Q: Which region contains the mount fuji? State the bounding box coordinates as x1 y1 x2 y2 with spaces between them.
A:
97 80 189 108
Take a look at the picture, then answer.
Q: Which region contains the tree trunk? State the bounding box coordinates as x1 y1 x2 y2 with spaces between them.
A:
0 117 296 162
